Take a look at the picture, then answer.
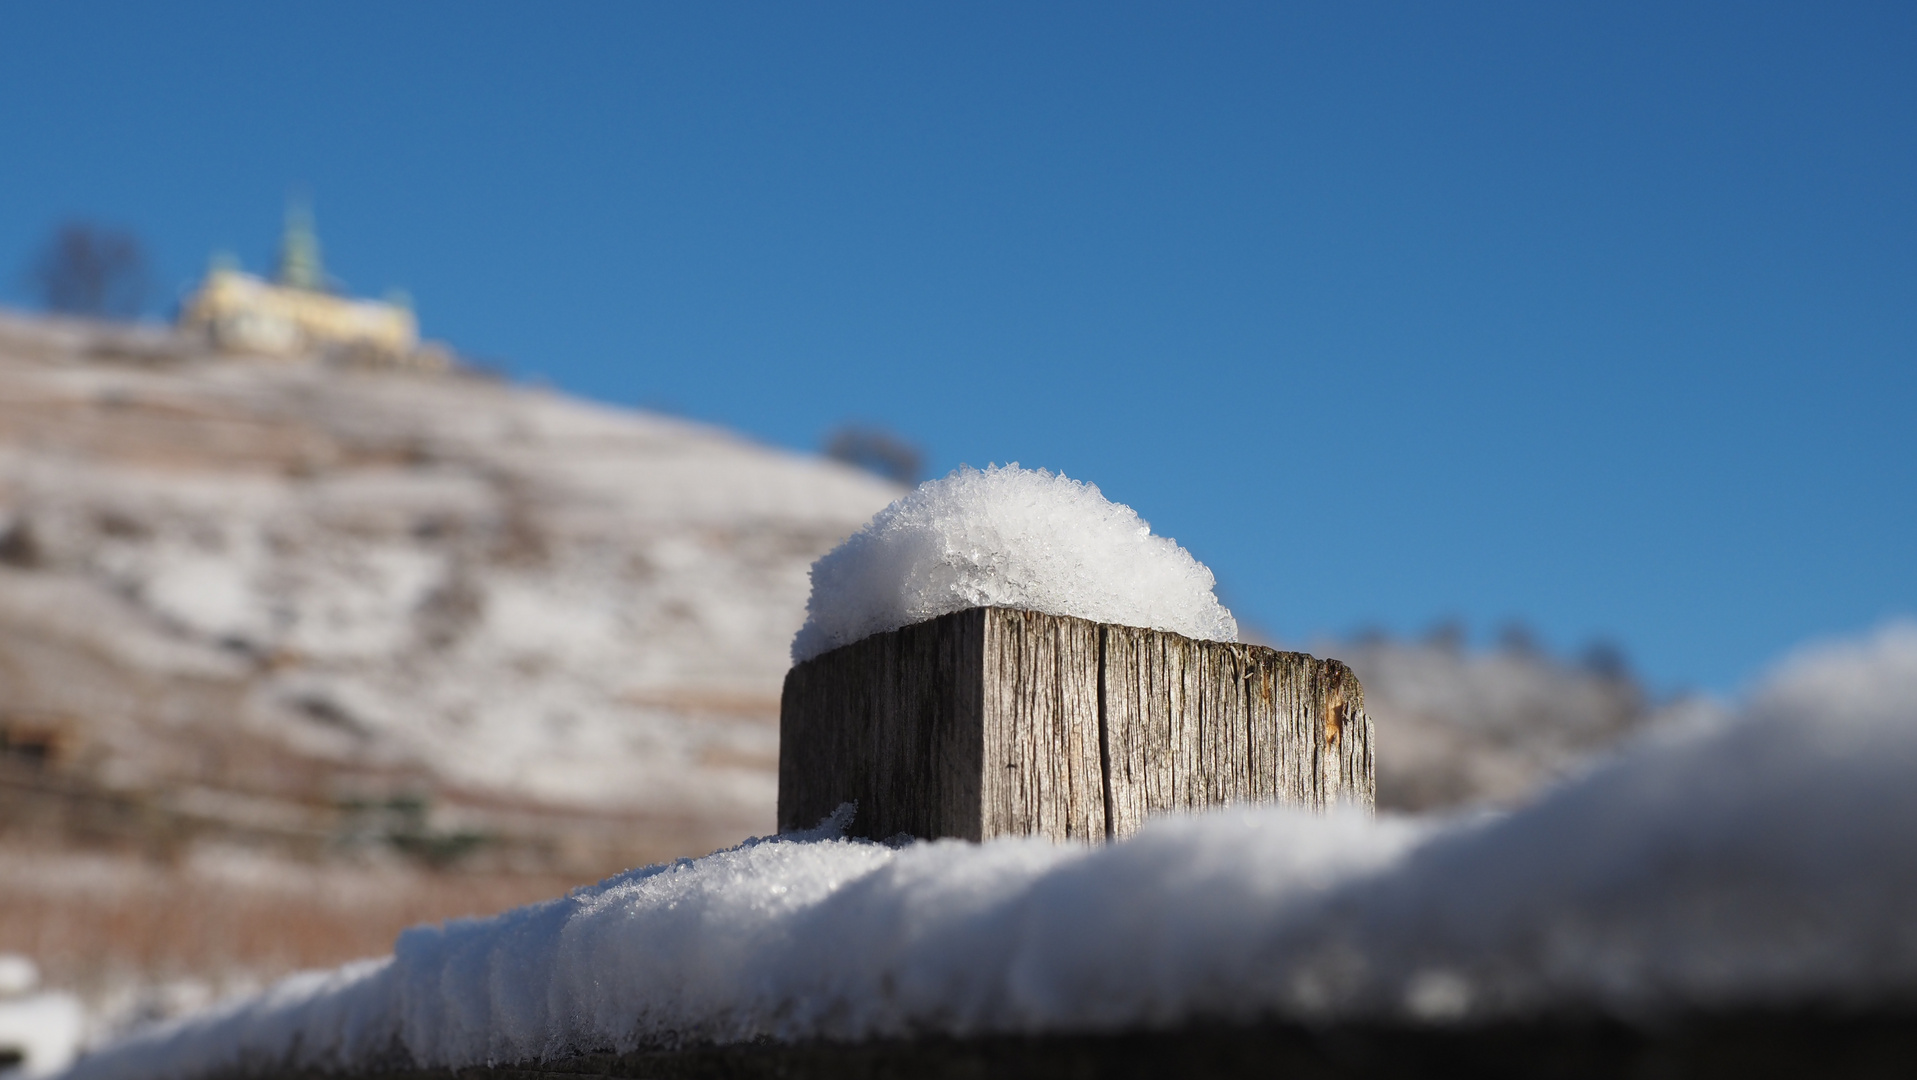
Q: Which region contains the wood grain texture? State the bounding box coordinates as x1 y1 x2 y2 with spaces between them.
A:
778 609 985 841
1101 629 1371 837
980 609 1106 842
779 607 1372 843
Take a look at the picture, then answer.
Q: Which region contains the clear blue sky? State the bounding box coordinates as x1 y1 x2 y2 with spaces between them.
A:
3 3 1912 695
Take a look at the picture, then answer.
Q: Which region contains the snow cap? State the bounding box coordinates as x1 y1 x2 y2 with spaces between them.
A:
792 464 1238 662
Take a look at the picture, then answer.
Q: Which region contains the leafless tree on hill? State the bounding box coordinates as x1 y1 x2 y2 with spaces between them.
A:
825 424 923 486
24 221 151 320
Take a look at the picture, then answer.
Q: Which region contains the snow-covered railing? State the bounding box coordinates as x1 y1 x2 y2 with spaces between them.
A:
66 621 1917 1080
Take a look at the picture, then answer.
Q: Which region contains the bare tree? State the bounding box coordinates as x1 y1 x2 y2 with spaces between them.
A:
25 222 151 319
824 424 923 486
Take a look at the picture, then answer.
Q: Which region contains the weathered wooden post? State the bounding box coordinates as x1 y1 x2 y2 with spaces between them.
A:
779 605 1372 843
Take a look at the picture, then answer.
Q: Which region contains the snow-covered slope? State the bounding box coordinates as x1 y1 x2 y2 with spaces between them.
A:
1337 638 1664 811
0 312 900 864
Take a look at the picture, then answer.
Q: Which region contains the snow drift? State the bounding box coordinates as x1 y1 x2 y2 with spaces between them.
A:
792 464 1238 662
63 622 1917 1079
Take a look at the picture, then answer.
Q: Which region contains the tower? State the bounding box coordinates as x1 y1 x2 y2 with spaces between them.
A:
276 199 326 292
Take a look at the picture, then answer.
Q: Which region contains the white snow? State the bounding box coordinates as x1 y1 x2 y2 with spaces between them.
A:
0 957 37 998
793 464 1238 662
63 621 1917 1078
0 956 85 1079
0 995 85 1078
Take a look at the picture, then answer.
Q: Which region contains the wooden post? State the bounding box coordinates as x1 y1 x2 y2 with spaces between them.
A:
779 606 1372 843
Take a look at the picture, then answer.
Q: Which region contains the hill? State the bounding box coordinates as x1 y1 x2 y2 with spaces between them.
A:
0 312 904 868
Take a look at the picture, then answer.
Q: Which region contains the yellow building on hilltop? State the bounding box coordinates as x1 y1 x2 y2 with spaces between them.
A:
179 204 448 372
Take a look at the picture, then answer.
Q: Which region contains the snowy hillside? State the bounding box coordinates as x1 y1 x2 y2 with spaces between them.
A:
1337 636 1667 811
0 310 1669 866
0 312 900 866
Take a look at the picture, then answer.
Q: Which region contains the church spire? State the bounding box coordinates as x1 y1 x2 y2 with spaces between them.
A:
276 197 326 291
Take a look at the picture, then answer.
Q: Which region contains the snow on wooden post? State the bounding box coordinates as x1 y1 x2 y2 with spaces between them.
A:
779 605 1373 843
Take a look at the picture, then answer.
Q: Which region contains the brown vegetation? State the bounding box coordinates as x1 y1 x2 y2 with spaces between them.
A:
0 840 597 1023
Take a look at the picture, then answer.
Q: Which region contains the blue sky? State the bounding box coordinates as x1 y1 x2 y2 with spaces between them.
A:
3 3 1912 694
